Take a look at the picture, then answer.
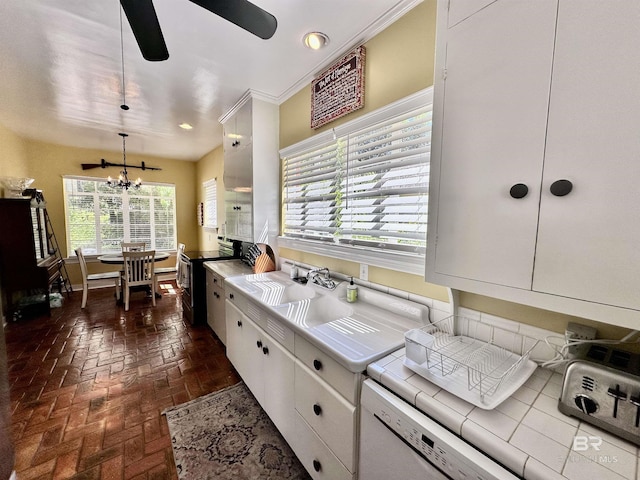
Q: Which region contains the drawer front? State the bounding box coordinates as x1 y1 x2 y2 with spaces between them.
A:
211 271 225 289
294 412 355 480
295 362 356 470
295 335 360 403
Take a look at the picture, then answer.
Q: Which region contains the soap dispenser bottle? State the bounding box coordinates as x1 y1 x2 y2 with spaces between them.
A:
347 277 358 303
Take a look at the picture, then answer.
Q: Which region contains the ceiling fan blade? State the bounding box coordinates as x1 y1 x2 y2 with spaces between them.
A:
120 0 169 61
189 0 277 40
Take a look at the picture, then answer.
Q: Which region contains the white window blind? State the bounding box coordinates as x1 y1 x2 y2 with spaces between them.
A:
282 88 432 256
203 178 218 229
63 177 176 255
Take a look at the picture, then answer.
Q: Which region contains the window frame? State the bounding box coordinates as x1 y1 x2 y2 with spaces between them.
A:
62 175 177 257
280 88 432 275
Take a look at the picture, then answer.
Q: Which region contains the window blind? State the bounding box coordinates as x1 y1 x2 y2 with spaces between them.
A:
203 178 218 229
282 91 432 255
63 177 176 255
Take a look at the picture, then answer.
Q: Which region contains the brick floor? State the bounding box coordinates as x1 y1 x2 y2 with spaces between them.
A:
5 281 240 479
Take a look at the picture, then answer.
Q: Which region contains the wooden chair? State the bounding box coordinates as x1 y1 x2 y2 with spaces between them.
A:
75 247 120 309
156 242 185 279
121 242 146 252
121 250 156 311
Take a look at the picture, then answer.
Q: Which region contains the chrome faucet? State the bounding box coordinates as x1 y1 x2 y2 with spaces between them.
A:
306 267 337 290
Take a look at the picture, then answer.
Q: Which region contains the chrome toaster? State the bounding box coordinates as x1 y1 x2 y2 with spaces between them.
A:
559 344 640 445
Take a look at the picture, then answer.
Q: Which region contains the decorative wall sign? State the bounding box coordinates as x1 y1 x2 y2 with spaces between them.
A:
310 46 366 129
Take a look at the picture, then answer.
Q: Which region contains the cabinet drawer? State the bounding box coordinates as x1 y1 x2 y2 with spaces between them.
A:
295 335 360 403
295 362 356 471
294 412 354 480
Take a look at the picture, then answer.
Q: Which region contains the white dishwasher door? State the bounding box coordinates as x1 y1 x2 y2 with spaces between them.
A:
358 379 519 480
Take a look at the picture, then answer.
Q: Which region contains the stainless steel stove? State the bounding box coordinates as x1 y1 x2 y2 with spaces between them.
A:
179 240 241 325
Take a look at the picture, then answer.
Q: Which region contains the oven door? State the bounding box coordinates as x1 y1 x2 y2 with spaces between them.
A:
359 379 520 480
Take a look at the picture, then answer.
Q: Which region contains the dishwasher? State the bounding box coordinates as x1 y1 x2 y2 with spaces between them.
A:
358 379 520 480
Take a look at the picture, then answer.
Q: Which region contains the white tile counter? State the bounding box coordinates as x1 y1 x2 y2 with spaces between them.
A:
368 350 640 480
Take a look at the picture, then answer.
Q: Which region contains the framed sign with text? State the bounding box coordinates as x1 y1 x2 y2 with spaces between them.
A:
310 46 366 129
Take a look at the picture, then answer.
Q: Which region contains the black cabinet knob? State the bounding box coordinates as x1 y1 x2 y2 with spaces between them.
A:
262 346 269 355
313 460 321 472
229 293 234 300
313 403 322 416
313 359 323 371
237 320 242 327
256 340 262 349
550 179 573 197
509 183 528 199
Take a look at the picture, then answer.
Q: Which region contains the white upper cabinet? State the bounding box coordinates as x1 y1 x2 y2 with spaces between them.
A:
222 95 279 245
533 2 640 310
426 0 640 328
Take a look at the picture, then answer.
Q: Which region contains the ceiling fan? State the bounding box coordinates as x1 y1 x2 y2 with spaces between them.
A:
120 0 278 62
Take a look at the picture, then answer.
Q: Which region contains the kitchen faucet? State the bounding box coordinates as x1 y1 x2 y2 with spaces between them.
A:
306 267 337 290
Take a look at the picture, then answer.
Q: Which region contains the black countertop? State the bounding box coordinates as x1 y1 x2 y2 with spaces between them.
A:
181 250 237 262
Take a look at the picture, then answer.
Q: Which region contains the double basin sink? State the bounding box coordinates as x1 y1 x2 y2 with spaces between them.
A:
228 271 353 328
224 270 432 371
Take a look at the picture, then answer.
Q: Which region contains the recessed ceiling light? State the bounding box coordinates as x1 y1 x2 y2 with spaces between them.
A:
179 123 193 130
303 32 329 50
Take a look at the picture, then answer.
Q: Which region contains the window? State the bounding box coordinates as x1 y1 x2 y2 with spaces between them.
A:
63 176 177 255
281 88 432 273
203 178 218 229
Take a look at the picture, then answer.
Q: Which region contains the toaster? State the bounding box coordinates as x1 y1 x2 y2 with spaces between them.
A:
559 344 640 445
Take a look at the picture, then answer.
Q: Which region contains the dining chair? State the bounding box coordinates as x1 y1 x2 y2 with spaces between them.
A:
121 242 146 252
75 247 121 309
121 250 156 311
156 242 185 279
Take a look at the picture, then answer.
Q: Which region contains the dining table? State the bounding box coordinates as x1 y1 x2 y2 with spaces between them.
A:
97 251 171 300
97 251 170 264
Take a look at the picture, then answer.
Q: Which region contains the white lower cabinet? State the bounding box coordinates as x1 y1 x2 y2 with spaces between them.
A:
205 268 226 344
294 412 354 480
294 361 357 472
225 289 360 479
225 300 296 442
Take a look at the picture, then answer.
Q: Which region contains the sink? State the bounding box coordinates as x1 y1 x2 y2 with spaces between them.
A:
275 295 353 328
249 280 317 306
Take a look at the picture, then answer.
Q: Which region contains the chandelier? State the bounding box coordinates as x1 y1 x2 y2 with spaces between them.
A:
107 133 141 190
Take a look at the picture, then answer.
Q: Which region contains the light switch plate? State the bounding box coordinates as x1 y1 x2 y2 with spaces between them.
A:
360 263 368 281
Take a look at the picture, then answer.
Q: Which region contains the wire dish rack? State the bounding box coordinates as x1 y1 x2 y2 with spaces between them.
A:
403 316 539 409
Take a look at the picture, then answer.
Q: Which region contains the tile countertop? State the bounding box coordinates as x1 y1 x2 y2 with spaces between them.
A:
203 259 254 278
368 350 640 480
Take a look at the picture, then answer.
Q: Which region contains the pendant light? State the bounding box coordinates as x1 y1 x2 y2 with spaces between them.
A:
107 133 141 190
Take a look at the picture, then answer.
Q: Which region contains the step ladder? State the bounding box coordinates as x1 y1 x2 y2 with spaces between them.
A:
29 189 72 297
42 201 72 297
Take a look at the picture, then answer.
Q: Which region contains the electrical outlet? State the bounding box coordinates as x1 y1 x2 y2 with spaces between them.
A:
359 263 368 281
565 322 597 355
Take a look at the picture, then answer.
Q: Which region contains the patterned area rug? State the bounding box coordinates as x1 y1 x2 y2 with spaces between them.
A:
163 382 312 480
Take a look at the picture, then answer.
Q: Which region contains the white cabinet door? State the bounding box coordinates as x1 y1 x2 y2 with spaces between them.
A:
225 299 296 442
206 269 226 343
430 0 557 288
533 1 640 310
262 335 296 442
225 300 261 396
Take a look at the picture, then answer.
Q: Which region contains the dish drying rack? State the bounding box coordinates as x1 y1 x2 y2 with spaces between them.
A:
403 316 539 409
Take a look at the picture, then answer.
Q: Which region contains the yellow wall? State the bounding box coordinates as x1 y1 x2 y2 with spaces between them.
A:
277 0 627 339
195 145 224 250
280 0 437 148
20 139 198 285
0 124 29 180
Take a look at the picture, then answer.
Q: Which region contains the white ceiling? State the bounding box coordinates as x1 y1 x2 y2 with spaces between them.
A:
0 0 420 161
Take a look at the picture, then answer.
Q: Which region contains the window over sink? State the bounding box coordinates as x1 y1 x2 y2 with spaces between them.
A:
62 176 176 255
280 88 432 274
